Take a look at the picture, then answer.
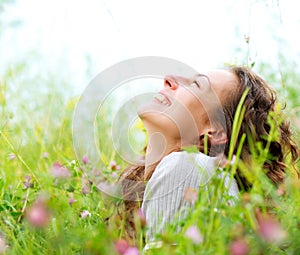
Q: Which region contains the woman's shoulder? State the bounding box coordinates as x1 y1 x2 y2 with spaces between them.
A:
148 151 218 186
158 151 217 172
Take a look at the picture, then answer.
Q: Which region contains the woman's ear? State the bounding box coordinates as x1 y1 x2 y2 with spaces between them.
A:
206 129 228 146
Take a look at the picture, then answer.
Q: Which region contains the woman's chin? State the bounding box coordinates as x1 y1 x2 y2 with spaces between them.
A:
137 100 167 118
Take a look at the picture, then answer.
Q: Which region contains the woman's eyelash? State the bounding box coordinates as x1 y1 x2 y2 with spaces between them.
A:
194 80 201 88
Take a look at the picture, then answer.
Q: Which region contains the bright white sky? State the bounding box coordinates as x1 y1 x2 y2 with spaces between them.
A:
1 0 299 95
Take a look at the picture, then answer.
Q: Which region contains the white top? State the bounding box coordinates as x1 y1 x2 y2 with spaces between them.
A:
141 151 239 250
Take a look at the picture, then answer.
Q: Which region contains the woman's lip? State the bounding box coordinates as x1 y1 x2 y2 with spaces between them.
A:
153 94 169 106
159 90 171 106
153 96 163 104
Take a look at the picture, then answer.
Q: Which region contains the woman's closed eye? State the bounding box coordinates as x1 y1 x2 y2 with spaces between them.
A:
192 75 211 90
193 80 201 88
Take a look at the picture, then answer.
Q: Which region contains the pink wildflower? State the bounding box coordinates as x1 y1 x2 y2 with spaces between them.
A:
81 210 91 219
276 184 285 196
51 162 71 179
255 208 287 243
68 197 76 206
81 178 91 195
137 208 146 227
258 217 287 243
26 201 50 228
124 247 140 255
42 152 49 158
81 184 90 195
111 172 118 180
82 155 90 164
184 225 203 244
23 175 33 189
276 188 285 196
110 161 117 170
8 153 16 160
229 239 249 255
115 239 129 254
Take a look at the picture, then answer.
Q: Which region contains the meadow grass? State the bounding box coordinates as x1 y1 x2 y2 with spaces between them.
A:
0 64 300 255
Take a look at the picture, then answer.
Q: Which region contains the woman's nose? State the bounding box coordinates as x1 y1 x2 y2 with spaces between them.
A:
164 76 179 90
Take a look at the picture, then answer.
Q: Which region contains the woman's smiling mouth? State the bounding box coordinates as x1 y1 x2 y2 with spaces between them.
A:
153 91 171 106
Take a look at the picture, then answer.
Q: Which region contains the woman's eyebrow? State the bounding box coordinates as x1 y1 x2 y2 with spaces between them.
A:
195 73 209 79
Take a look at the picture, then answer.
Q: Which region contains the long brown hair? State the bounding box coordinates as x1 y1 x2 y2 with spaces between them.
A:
227 66 299 189
118 66 300 240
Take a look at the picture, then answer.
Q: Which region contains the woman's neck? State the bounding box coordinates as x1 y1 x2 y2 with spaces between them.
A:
144 131 180 178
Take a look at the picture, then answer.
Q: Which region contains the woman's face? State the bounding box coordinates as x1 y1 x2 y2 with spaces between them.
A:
138 70 238 147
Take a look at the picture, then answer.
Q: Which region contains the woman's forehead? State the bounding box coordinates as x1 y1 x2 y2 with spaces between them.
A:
203 69 237 83
202 69 238 90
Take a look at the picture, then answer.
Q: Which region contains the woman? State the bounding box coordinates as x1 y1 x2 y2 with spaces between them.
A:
118 66 299 248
